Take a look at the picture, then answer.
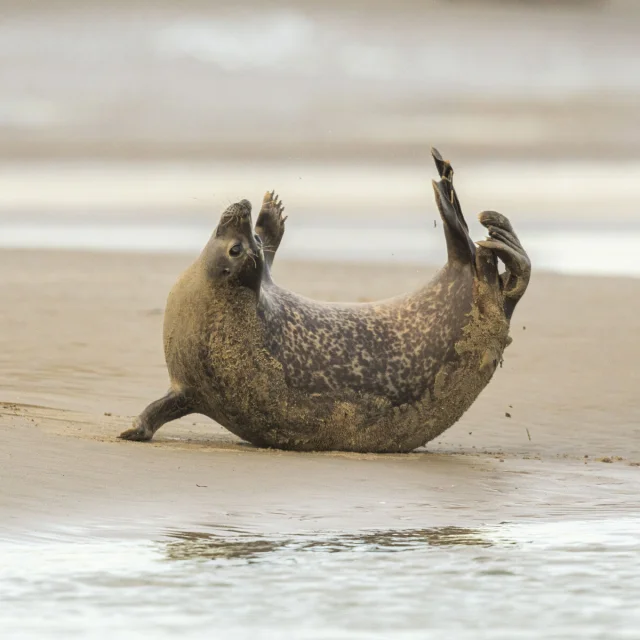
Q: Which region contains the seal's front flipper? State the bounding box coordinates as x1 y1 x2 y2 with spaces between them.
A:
477 211 531 319
118 389 194 442
431 148 476 269
255 190 287 269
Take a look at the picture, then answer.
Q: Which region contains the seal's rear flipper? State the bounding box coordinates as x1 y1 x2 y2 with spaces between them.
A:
431 148 476 269
477 211 531 319
431 148 469 233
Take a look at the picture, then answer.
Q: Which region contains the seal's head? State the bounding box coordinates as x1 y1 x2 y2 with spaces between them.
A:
202 199 264 291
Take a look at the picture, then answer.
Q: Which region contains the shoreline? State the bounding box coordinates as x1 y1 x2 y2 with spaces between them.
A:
1 249 639 541
3 401 639 542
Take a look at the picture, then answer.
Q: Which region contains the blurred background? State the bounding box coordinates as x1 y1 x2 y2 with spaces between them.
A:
1 0 639 274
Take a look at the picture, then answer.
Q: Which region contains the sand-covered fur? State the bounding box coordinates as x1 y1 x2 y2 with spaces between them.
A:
120 150 530 452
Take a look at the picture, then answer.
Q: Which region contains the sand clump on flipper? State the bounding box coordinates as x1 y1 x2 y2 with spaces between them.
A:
119 149 531 453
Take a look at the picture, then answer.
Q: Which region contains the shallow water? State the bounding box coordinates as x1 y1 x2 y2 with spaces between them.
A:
2 2 639 141
2 518 639 639
2 220 640 278
3 156 640 277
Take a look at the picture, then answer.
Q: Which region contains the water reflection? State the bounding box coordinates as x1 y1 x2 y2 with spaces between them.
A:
164 526 490 562
166 531 286 561
3 519 640 639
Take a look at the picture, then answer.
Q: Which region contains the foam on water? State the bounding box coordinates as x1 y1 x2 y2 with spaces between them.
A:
152 10 640 96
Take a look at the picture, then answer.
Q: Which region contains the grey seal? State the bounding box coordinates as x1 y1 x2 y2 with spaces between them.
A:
119 149 531 452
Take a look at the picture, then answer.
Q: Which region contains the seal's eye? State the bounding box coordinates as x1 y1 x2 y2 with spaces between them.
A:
254 234 262 245
229 243 243 257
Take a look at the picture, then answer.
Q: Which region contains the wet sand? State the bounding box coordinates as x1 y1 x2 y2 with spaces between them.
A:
1 249 639 538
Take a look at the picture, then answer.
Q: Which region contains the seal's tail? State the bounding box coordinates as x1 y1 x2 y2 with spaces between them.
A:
430 148 476 269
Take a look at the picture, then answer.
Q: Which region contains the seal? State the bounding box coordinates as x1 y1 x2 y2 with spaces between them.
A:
119 149 531 452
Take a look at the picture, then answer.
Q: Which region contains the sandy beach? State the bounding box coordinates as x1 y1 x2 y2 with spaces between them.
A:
2 0 640 636
1 249 639 539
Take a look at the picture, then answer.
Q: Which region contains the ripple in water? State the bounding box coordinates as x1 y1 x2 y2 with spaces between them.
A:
1 519 640 639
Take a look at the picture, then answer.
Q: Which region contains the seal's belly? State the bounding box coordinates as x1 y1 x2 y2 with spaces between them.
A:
259 269 474 405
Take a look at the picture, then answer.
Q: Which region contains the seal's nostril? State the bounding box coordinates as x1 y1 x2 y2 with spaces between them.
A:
237 199 252 213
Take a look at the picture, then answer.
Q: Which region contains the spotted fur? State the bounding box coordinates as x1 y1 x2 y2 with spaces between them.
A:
120 149 531 452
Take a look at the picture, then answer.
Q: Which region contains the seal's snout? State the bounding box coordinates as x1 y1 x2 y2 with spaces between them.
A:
215 198 255 241
221 199 252 219
230 199 252 219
